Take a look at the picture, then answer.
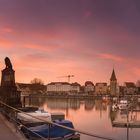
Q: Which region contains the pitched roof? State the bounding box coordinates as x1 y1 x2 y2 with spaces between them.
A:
125 82 136 88
47 82 70 85
85 81 94 86
16 83 32 88
110 69 117 81
71 82 81 86
95 83 107 86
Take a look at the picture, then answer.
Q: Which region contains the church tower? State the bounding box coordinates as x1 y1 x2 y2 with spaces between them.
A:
110 69 117 96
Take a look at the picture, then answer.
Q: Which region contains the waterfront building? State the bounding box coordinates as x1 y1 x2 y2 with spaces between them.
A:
110 69 117 96
95 83 108 95
47 82 81 94
47 82 71 94
16 83 32 96
124 82 137 95
79 86 85 94
17 83 46 95
84 81 94 93
71 82 81 93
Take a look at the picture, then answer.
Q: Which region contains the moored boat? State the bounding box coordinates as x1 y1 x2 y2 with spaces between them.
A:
21 119 80 140
17 109 52 123
118 100 128 110
17 107 80 140
111 99 130 111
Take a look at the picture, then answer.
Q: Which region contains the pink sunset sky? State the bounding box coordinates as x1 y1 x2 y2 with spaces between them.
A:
0 0 140 85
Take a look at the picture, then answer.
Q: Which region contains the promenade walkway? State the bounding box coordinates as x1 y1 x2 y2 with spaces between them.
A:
0 113 26 140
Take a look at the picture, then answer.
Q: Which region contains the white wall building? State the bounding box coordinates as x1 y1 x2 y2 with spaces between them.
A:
47 82 71 93
95 83 108 94
47 82 81 94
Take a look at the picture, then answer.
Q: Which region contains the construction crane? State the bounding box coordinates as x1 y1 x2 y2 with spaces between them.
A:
57 75 74 83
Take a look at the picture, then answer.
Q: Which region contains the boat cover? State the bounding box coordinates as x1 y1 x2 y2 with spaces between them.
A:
23 120 75 138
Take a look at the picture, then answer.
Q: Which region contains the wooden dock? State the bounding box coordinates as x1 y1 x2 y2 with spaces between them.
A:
112 120 140 128
0 113 26 140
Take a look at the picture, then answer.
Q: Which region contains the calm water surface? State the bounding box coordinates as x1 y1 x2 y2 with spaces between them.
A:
26 97 140 140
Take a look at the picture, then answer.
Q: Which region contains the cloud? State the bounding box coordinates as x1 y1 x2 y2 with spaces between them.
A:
24 43 61 51
0 26 14 33
30 31 64 40
0 38 14 48
92 22 140 57
98 53 124 62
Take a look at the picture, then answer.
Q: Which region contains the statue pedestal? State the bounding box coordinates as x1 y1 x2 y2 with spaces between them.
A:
0 68 21 108
1 68 15 87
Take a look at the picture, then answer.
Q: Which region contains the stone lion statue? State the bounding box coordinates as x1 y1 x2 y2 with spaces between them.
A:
5 57 12 69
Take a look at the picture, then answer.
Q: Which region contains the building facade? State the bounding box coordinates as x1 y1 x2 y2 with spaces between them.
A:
47 82 71 94
95 83 108 94
47 82 81 94
124 82 137 95
84 81 94 93
70 82 81 93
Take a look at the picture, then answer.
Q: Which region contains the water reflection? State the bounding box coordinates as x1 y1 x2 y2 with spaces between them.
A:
45 98 80 110
84 99 95 111
95 99 108 111
28 97 46 107
24 97 140 140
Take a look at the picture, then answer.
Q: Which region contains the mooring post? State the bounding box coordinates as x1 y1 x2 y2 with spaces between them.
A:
29 95 31 106
23 96 25 107
48 123 51 140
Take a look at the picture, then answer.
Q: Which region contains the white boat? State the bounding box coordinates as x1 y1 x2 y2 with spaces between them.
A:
17 109 52 123
118 100 128 110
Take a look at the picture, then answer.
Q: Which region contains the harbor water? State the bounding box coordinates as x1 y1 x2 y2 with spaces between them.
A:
24 97 140 140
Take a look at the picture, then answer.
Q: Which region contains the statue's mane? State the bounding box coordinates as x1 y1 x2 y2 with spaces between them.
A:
5 57 12 69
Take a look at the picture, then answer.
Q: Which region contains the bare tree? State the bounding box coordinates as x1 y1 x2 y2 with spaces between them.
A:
31 78 44 85
30 78 45 94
